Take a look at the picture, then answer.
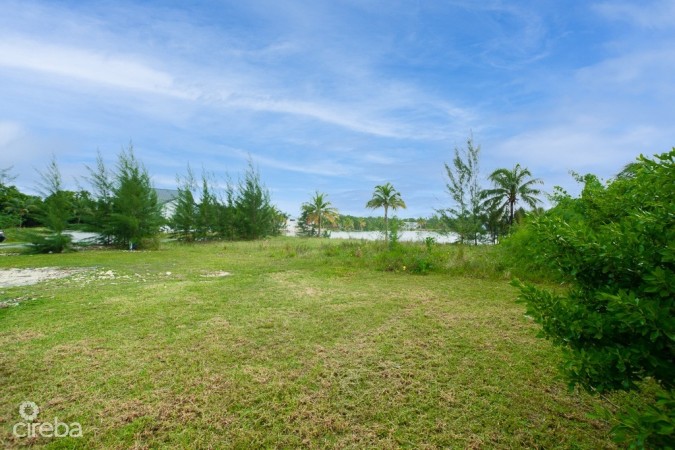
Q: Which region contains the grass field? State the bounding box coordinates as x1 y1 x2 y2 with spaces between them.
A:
0 238 636 448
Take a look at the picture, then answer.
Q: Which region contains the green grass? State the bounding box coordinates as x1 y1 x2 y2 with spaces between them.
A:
0 238 635 448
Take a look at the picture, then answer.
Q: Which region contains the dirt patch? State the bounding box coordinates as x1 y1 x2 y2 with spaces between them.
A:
0 267 89 288
201 271 232 278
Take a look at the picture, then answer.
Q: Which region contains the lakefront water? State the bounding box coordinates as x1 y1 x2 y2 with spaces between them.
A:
329 230 459 244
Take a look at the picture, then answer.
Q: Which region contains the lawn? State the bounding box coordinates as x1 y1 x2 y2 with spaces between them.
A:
0 238 632 448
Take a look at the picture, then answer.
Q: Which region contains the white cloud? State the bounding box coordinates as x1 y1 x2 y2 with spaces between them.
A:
222 146 355 177
492 124 662 179
593 0 675 29
0 35 469 141
575 47 675 96
0 121 24 149
0 38 196 99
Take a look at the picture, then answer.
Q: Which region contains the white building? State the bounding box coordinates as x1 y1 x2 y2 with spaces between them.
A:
154 188 179 220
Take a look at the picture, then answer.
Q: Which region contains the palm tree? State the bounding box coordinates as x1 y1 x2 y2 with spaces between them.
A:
302 192 339 237
5 196 38 228
482 164 542 226
365 182 406 242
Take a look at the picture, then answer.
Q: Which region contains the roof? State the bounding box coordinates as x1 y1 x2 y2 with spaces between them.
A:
154 188 179 204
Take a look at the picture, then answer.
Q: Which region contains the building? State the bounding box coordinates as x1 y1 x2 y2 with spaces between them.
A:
154 188 179 220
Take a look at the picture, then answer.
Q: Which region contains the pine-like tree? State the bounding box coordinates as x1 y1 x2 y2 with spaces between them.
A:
29 155 73 252
85 151 115 244
172 164 198 242
109 144 163 249
233 162 276 240
195 170 217 240
441 136 484 244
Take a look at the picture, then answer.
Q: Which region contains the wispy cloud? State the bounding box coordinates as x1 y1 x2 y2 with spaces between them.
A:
0 38 194 99
593 0 675 29
221 146 355 177
492 123 663 180
576 47 675 96
0 121 24 149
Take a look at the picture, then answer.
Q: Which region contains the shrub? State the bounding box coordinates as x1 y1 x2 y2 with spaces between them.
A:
374 242 442 275
512 149 674 448
498 220 560 282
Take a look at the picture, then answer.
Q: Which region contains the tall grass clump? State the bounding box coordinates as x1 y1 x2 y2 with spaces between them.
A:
497 222 561 283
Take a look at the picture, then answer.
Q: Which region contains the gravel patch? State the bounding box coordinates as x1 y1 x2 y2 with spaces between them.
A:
0 267 90 288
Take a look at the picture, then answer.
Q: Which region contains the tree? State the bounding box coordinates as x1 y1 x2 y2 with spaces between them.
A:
30 155 73 252
483 163 542 227
3 193 40 228
365 182 406 242
109 145 163 249
341 216 354 231
441 136 484 244
512 149 674 447
301 192 339 237
0 166 17 187
37 155 71 235
196 170 217 240
483 201 508 244
70 190 95 225
215 175 237 240
270 207 289 237
172 165 198 242
84 152 116 243
233 162 277 240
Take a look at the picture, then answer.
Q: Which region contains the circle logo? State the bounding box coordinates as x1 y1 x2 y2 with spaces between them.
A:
19 401 39 421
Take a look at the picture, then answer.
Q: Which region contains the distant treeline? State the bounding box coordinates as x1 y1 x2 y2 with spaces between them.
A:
319 215 448 233
0 144 285 251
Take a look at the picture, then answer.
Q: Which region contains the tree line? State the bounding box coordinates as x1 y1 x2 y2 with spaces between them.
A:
440 136 543 244
170 161 286 243
0 144 285 252
1 136 546 249
296 136 543 243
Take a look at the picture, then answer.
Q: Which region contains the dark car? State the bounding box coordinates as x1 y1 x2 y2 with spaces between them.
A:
0 230 5 243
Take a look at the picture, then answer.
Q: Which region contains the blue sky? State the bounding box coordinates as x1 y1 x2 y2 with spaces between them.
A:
1 0 672 218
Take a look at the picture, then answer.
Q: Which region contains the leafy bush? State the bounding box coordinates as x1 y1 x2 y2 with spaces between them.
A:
498 220 560 282
512 149 674 448
612 389 675 449
0 213 20 229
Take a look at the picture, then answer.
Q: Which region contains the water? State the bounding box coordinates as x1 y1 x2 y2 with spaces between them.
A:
328 230 459 244
65 231 101 243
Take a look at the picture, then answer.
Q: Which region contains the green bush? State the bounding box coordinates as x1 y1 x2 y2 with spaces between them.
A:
512 149 674 448
612 389 675 449
498 220 560 282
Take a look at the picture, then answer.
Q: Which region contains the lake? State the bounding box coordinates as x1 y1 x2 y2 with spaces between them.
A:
328 230 459 243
